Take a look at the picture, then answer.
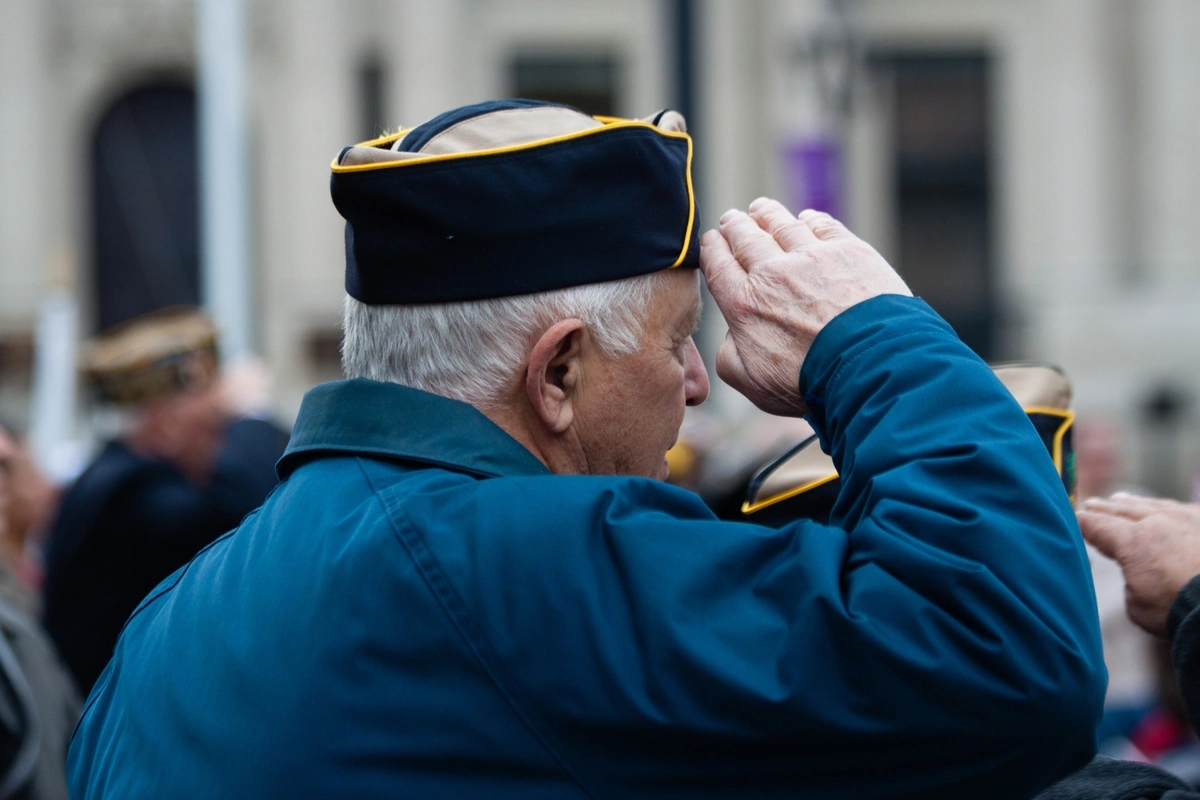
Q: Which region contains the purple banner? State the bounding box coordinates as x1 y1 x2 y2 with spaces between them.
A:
781 137 843 221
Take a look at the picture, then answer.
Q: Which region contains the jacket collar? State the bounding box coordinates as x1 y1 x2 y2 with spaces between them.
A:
277 379 551 480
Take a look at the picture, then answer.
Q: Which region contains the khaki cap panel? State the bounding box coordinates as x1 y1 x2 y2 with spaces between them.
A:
83 307 219 405
413 106 602 155
992 364 1073 411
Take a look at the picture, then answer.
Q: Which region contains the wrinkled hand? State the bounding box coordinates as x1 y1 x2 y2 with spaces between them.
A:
700 198 911 416
1079 493 1200 637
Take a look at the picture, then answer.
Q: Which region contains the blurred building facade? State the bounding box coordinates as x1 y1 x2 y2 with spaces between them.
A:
1 0 1199 493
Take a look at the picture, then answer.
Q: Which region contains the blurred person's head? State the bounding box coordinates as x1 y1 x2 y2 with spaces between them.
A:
83 307 230 485
0 424 57 553
336 101 709 480
1075 416 1125 500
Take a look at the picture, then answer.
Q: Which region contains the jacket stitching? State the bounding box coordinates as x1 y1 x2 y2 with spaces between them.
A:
356 458 602 799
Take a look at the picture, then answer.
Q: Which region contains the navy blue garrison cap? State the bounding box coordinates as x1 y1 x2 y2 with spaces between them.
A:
330 99 698 304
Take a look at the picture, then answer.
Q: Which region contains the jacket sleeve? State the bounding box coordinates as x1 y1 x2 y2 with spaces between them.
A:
402 295 1107 799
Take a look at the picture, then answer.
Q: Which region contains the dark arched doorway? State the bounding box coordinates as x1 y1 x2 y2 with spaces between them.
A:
91 83 199 331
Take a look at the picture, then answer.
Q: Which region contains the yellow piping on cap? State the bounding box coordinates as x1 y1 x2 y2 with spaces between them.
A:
741 472 839 516
742 406 1076 516
331 117 697 271
1024 406 1075 474
330 119 689 172
670 133 696 268
333 118 691 167
358 129 409 149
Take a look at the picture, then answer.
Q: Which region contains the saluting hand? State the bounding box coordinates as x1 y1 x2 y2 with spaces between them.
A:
699 198 911 416
1079 493 1200 637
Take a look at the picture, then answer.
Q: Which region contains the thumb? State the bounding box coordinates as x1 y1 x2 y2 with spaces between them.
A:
1078 509 1134 562
699 229 747 315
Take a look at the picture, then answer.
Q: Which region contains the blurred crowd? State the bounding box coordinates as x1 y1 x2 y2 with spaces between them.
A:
0 308 290 799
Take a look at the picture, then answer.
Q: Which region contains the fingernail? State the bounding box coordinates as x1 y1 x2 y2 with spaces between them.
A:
720 209 738 225
700 230 717 246
748 197 769 212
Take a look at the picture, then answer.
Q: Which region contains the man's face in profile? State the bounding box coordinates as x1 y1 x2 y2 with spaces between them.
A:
568 269 708 480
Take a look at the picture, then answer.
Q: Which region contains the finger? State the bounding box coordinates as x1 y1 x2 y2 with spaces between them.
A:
1110 492 1182 512
700 229 748 311
1082 493 1177 521
1077 509 1135 560
1078 499 1145 522
798 209 852 241
720 209 784 268
748 197 817 251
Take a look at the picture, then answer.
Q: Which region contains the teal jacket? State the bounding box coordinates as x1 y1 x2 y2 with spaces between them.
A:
68 296 1105 799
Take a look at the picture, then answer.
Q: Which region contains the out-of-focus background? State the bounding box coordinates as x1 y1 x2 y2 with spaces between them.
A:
1 0 1199 498
4 0 1200 776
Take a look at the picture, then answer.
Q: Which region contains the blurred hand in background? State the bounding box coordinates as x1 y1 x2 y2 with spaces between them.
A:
1080 493 1200 637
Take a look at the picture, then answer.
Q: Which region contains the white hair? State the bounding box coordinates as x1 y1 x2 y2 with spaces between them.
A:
341 271 674 408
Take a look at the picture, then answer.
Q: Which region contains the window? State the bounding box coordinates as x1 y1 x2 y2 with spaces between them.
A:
510 54 618 117
91 83 199 331
877 54 993 359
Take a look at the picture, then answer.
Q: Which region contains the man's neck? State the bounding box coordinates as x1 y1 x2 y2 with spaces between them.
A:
479 404 584 476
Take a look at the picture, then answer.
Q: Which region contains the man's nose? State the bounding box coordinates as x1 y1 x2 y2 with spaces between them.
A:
683 338 709 407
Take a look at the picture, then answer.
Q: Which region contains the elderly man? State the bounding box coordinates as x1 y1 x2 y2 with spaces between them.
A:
68 101 1104 799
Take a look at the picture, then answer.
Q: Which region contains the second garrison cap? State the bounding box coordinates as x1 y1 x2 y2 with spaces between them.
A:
330 99 699 305
82 306 219 406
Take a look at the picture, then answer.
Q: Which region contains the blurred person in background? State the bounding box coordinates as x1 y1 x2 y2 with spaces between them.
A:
0 425 77 800
69 102 1103 800
1039 493 1200 798
1075 416 1127 502
700 413 814 519
0 425 57 614
1074 417 1161 749
41 307 289 696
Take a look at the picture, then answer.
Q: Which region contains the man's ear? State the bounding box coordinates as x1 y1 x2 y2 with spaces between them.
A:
525 319 585 435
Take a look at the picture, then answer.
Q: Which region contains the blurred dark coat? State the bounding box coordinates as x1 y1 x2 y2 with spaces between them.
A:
0 565 78 800
42 418 288 695
67 297 1104 799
